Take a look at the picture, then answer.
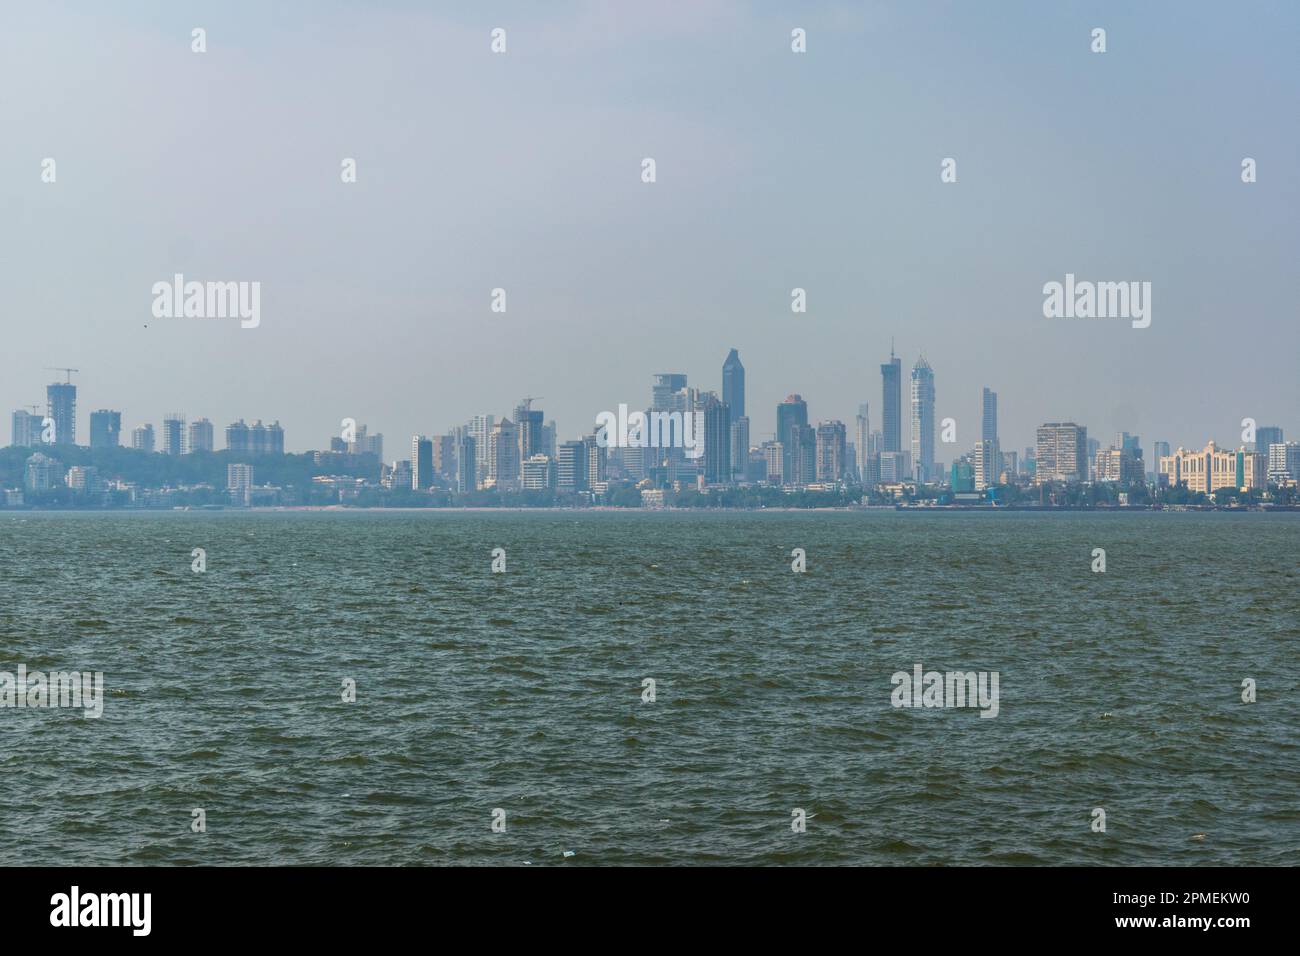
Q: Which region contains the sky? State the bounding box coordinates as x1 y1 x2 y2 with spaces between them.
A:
2 1 1296 458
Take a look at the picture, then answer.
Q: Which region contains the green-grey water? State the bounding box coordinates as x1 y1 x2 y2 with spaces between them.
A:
1 510 1296 865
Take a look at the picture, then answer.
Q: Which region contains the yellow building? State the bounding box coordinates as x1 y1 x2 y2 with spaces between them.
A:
1158 442 1266 493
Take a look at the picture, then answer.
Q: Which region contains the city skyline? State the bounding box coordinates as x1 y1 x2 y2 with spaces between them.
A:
7 340 1295 467
2 3 1296 460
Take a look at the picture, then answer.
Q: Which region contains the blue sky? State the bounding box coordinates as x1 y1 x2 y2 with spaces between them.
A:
2 1 1296 456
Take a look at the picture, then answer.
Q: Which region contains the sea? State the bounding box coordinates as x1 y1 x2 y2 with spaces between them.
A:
1 510 1295 865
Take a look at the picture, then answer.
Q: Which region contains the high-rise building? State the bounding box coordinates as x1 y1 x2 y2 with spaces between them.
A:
46 382 76 446
816 421 847 482
1255 426 1284 456
453 429 476 493
910 356 935 482
587 434 608 489
1035 423 1088 483
729 416 749 481
467 415 494 486
761 440 784 484
514 400 545 462
981 388 998 444
89 410 122 449
188 418 214 453
162 413 186 456
521 454 554 490
433 434 457 479
776 394 809 484
974 439 1000 490
11 409 43 447
227 463 254 506
878 450 911 484
881 346 902 453
722 348 745 421
558 440 588 492
1267 442 1300 483
541 420 558 460
697 391 731 484
226 420 250 454
488 418 520 489
855 404 871 483
412 436 434 490
131 424 155 453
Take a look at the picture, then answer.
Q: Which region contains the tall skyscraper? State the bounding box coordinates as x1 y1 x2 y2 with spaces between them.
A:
697 391 731 484
910 356 935 482
226 419 250 454
776 394 809 484
453 429 476 492
467 415 494 485
10 410 42 447
131 423 155 453
513 400 544 462
982 388 998 444
46 382 76 446
816 421 847 482
89 410 122 449
488 418 520 489
722 348 745 421
729 416 749 480
412 435 434 490
162 413 186 456
881 346 902 453
855 403 870 483
188 418 214 453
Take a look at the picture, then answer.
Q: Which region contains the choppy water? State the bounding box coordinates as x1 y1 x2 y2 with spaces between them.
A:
0 510 1296 866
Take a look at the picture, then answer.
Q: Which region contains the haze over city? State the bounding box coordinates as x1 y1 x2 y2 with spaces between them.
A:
2 1 1296 453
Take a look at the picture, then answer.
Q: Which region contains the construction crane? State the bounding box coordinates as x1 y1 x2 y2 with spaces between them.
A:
45 367 79 383
517 396 544 410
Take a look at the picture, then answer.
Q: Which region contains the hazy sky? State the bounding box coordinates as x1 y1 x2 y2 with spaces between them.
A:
2 1 1296 457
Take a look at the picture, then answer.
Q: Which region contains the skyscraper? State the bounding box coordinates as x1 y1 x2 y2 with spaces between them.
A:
89 410 122 449
46 382 76 446
131 424 155 453
855 403 870 484
10 410 42 447
488 418 520 489
453 429 476 493
188 418 214 453
513 400 544 462
776 394 809 484
1035 423 1088 483
881 346 902 453
162 413 186 456
910 356 935 482
982 388 998 444
1256 426 1284 456
697 391 731 484
412 435 434 490
729 416 749 481
467 415 494 486
816 421 847 482
722 348 745 421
